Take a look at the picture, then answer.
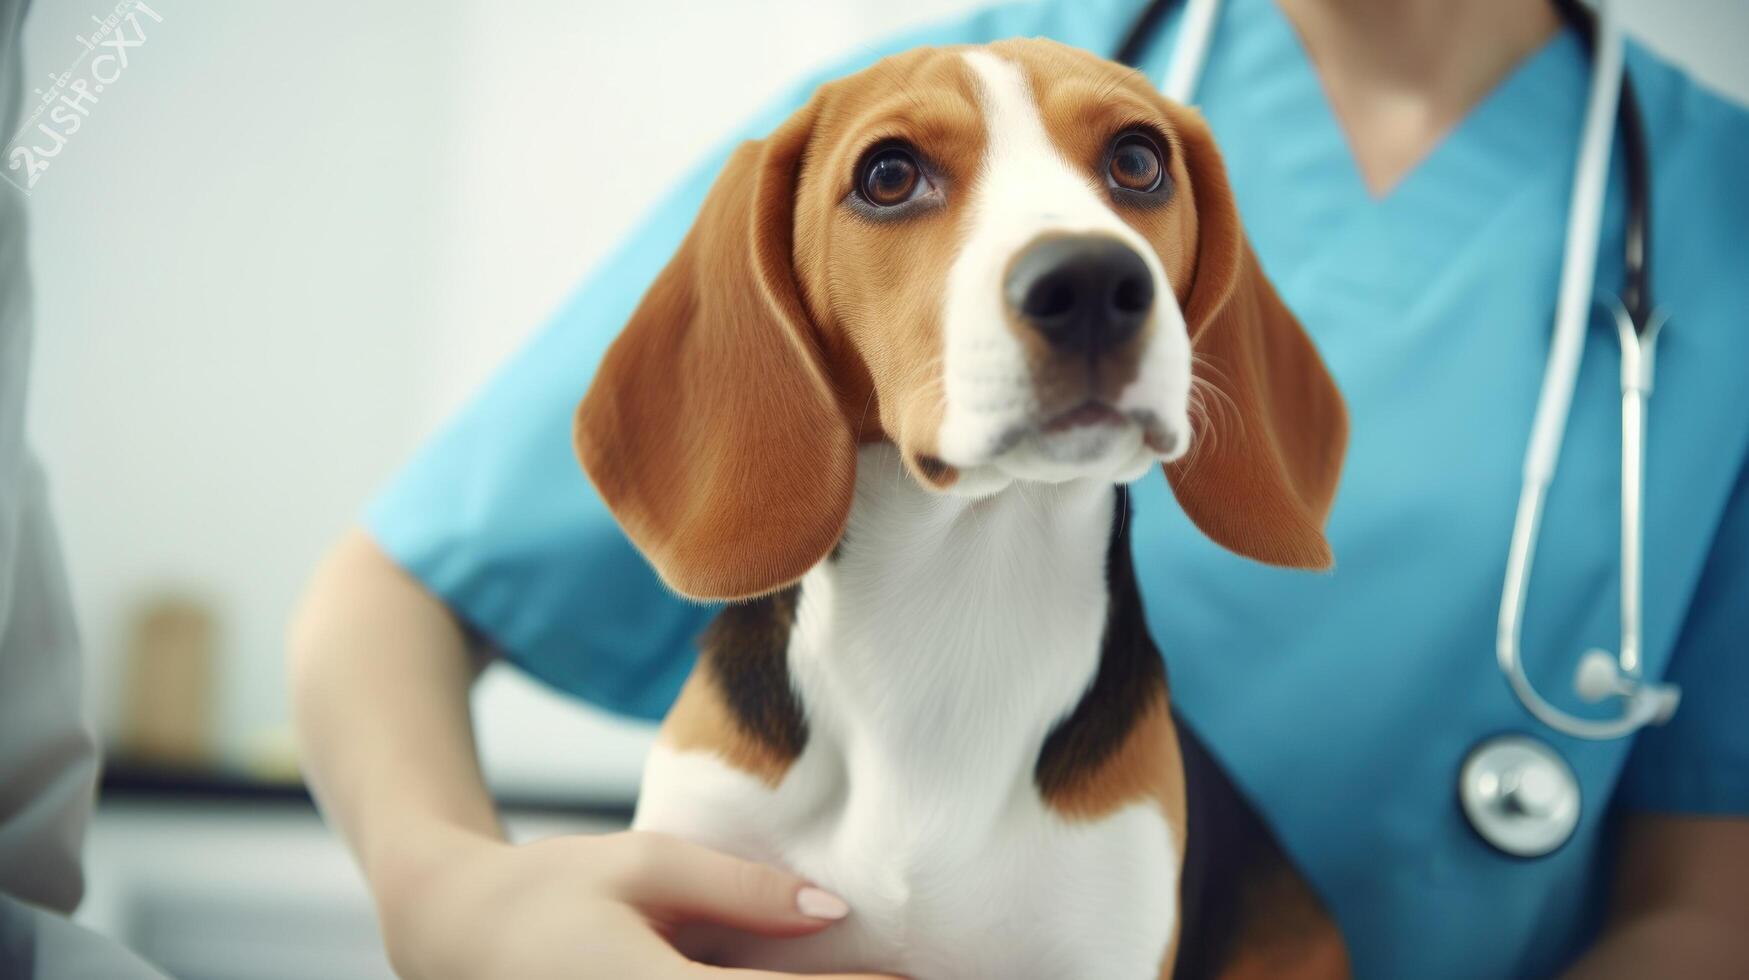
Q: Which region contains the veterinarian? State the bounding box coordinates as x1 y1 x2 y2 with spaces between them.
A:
290 0 1749 976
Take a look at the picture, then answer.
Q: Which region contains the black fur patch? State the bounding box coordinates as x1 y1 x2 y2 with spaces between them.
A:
1032 487 1347 978
698 586 809 762
1172 712 1347 979
1034 488 1168 798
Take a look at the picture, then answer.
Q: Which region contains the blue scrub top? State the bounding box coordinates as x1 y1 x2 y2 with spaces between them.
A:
367 1 1749 976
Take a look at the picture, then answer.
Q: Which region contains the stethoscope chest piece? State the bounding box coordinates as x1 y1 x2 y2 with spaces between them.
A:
1460 734 1582 858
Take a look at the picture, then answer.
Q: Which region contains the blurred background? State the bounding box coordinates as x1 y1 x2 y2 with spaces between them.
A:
13 0 1748 977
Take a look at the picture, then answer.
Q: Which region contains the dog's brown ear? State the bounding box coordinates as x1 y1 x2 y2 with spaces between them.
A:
575 102 853 601
1164 109 1348 570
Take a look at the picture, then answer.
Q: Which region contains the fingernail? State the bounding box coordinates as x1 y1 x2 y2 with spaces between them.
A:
796 885 850 920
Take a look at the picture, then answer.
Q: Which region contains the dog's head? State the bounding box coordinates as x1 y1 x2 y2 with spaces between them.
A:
576 39 1347 600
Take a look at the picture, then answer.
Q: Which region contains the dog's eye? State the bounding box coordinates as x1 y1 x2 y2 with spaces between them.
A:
859 147 922 207
1107 132 1166 195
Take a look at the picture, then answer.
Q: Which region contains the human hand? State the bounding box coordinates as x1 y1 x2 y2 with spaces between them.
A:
378 828 900 979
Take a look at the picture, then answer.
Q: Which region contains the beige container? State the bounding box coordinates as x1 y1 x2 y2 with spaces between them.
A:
119 595 217 766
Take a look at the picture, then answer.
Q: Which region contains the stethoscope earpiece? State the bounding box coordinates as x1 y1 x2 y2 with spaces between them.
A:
1573 649 1629 702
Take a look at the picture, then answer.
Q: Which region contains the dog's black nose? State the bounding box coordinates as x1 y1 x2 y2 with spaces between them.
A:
1005 235 1154 354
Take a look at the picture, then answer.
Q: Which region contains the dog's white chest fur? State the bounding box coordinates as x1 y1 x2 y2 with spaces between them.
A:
633 446 1179 979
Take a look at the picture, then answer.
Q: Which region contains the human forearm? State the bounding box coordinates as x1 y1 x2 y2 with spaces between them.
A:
1563 907 1747 979
287 529 501 906
1563 815 1749 979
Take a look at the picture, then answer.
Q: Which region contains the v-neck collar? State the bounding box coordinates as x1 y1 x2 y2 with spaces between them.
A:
1248 0 1586 207
1171 0 1592 310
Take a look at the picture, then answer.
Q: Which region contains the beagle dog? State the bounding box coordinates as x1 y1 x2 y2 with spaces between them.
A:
576 38 1350 980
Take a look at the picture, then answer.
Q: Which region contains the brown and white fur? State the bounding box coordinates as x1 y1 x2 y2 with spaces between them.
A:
575 39 1350 980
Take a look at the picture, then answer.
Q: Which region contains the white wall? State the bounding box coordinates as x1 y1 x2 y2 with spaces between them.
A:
19 0 1749 795
20 1 460 771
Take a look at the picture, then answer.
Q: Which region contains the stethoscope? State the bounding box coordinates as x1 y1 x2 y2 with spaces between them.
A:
1117 0 1674 858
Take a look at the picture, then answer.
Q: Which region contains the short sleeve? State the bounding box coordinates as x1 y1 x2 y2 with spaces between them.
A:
365 0 1153 720
1616 453 1749 814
